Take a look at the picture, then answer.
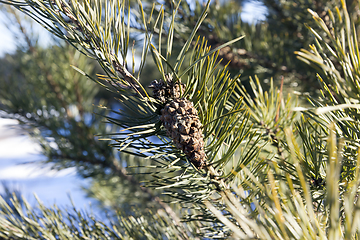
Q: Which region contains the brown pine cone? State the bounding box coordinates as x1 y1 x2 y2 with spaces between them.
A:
160 98 206 169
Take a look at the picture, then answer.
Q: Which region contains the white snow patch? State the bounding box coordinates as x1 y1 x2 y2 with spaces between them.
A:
0 118 41 158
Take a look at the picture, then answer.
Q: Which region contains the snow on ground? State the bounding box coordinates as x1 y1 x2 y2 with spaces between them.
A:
0 118 93 210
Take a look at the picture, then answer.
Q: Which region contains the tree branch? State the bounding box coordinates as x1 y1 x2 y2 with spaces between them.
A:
49 153 188 238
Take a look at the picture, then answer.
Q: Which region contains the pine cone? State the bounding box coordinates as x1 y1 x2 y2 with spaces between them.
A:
160 98 206 169
149 75 185 104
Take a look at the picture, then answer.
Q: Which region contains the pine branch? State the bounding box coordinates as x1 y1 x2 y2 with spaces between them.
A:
49 152 186 233
58 0 143 95
0 192 194 239
109 157 186 234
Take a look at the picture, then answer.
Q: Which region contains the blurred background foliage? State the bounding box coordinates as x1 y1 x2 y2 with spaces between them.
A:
1 0 360 239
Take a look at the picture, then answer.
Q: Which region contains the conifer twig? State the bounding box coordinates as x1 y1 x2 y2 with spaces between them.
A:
50 153 187 237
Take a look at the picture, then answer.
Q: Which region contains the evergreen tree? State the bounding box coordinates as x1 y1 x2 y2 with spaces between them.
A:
1 0 360 239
